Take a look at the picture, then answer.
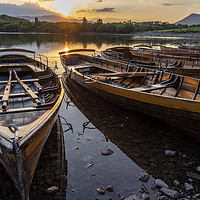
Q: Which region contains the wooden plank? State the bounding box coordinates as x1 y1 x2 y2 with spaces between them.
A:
2 71 12 110
0 78 39 85
13 70 41 105
89 71 157 78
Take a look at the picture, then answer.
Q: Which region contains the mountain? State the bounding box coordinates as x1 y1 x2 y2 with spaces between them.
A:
176 13 200 25
19 15 82 23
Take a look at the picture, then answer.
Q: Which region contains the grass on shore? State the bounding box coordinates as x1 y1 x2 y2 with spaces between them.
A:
158 27 200 33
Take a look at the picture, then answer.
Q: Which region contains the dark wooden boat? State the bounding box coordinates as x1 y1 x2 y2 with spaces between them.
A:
0 48 64 200
60 49 200 139
101 46 156 66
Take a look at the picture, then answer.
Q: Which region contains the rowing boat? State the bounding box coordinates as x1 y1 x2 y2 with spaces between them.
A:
60 49 200 139
0 48 64 199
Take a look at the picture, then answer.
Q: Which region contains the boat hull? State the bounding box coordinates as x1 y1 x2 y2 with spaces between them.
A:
0 81 64 199
65 72 200 139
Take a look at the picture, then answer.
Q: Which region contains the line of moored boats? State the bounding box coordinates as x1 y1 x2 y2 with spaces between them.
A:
1 42 200 199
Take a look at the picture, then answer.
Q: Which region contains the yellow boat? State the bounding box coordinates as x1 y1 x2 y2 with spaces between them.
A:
60 49 200 139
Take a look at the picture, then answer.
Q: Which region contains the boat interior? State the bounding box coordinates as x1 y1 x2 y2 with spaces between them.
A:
0 53 61 127
63 53 200 102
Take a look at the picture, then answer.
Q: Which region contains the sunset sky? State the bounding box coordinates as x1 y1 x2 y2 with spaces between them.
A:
0 0 200 23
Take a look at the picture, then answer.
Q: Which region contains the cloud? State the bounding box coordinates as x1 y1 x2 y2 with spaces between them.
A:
0 3 57 16
160 3 183 6
96 8 115 12
77 7 115 13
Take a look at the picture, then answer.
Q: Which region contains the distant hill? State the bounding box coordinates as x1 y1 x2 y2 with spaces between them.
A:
0 14 28 23
176 13 200 25
19 15 82 23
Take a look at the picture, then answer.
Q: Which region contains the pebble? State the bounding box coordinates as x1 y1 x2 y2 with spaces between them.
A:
86 161 94 168
96 187 105 195
106 185 114 192
160 187 179 198
154 179 169 188
46 186 58 194
184 183 194 191
173 180 180 186
197 166 200 172
141 193 150 200
74 146 79 150
139 172 150 182
165 150 176 156
101 148 114 156
124 194 140 200
193 193 200 199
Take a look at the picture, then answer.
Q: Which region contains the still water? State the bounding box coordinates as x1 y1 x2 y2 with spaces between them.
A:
0 33 200 200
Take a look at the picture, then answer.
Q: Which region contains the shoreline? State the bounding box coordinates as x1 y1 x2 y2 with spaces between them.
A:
0 31 200 38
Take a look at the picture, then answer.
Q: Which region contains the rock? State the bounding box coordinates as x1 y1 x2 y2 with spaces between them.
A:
160 187 179 198
106 185 114 192
142 193 150 200
193 194 200 199
54 169 61 176
187 171 200 181
125 194 140 200
74 146 79 150
154 179 168 188
86 161 94 168
96 187 105 195
173 180 180 186
184 183 194 191
165 150 176 157
197 166 200 172
101 148 114 156
139 172 150 182
46 186 58 194
182 154 187 159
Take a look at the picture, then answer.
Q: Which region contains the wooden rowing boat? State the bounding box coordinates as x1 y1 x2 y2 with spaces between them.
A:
60 50 200 139
101 46 156 66
0 48 64 200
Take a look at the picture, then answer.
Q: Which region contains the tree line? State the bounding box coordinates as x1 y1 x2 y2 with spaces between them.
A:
0 14 192 34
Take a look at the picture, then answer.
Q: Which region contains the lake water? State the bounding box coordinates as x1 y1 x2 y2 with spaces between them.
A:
0 33 200 200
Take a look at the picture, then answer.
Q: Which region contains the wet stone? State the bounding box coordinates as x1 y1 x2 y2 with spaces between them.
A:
139 172 150 182
160 187 179 199
46 186 58 194
101 148 114 156
173 180 180 186
184 183 194 191
124 194 140 200
193 193 200 199
97 186 105 195
154 179 169 188
197 166 200 172
142 193 150 200
165 150 176 157
106 185 114 192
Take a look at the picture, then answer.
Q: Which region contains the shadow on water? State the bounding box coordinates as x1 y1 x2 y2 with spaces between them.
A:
62 76 200 199
0 119 67 200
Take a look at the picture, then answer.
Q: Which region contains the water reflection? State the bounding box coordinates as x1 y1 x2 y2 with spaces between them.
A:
63 76 200 199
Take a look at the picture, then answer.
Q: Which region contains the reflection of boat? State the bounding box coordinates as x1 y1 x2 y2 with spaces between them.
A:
62 72 200 191
60 50 200 139
30 118 67 200
0 49 64 200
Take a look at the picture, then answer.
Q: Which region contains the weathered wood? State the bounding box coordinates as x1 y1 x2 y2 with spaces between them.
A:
2 70 12 110
13 70 41 105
